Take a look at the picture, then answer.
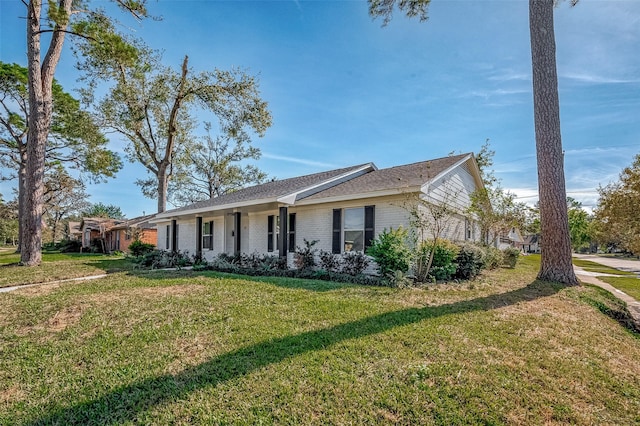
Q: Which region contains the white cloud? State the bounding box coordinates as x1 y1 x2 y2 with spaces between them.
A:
262 153 337 169
560 72 640 85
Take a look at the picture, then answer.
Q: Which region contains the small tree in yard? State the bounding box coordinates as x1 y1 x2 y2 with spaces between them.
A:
403 181 463 282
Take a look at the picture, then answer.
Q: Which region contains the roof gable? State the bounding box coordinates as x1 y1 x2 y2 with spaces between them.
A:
300 153 473 202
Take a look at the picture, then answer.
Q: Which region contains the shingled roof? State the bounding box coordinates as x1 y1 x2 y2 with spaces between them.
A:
108 214 157 230
154 153 477 219
157 163 374 218
300 153 471 202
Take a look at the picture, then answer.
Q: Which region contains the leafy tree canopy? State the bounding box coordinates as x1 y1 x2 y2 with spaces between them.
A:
82 202 125 219
594 154 640 255
0 61 122 182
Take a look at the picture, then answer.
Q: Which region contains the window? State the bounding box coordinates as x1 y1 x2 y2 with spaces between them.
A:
333 206 374 253
166 225 170 249
267 215 274 252
344 208 365 252
288 213 296 252
203 221 213 250
267 214 282 252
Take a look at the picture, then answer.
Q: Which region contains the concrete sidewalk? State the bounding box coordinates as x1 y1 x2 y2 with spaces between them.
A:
574 253 640 276
573 259 640 327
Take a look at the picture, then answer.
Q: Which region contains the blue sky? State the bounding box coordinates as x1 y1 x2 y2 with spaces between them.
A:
1 0 639 218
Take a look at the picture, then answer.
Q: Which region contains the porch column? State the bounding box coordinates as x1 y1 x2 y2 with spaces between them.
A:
171 219 177 252
234 212 241 255
196 216 203 258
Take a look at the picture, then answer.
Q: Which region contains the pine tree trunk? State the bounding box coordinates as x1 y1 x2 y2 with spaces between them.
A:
17 150 27 254
529 0 578 285
21 0 71 266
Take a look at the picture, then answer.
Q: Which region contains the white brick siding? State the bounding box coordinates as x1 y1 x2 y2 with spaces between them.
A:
156 158 482 261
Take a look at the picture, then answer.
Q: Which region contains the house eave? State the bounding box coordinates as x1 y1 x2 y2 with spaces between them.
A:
151 197 278 222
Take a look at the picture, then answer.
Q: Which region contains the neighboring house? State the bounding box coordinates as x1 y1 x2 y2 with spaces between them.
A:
153 153 485 264
497 227 525 250
79 217 122 250
517 234 540 253
67 221 82 241
107 214 158 252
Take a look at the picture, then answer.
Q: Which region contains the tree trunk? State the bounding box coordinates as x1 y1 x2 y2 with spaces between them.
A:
157 164 168 213
21 0 71 266
17 149 27 254
529 0 578 285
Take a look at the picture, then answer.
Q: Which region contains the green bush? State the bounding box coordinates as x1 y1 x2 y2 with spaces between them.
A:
502 247 520 268
455 243 486 280
58 239 81 253
367 227 412 276
484 246 503 270
424 239 459 282
134 249 192 269
202 253 384 286
128 240 156 257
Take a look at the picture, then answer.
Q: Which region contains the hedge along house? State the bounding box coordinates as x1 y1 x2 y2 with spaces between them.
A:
153 153 485 263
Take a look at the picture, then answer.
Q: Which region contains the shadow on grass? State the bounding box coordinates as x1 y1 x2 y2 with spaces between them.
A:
113 268 355 292
86 257 139 273
28 279 563 425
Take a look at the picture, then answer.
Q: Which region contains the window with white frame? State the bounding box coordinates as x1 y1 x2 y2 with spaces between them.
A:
203 221 213 250
344 207 365 252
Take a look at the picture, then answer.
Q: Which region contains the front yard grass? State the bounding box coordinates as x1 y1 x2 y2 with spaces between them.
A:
0 255 639 424
0 250 136 288
599 275 640 301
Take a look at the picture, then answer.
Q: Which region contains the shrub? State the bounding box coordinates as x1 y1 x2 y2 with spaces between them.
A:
294 239 318 270
341 251 370 276
455 243 486 280
386 270 413 288
129 240 156 257
502 247 520 268
367 227 412 276
58 239 81 253
89 238 106 253
134 249 192 269
424 239 459 282
484 246 503 270
319 250 341 273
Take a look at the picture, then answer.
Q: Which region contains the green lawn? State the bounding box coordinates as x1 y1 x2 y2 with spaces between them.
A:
0 255 639 424
572 258 640 300
600 276 640 300
0 250 136 288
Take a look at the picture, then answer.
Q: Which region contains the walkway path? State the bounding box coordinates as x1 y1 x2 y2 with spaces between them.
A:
0 274 108 294
573 255 640 326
